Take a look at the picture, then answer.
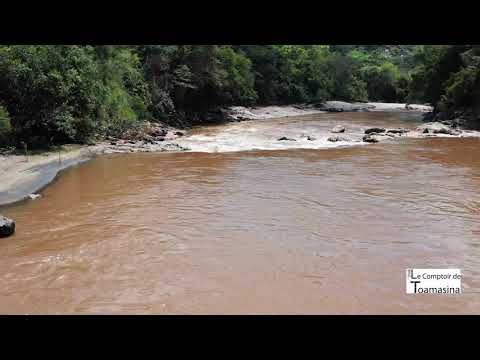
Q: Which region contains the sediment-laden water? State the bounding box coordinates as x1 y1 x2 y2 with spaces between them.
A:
2 112 480 314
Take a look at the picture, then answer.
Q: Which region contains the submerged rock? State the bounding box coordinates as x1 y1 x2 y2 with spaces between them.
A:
387 128 410 134
365 127 386 135
162 143 191 151
277 137 296 141
362 135 380 143
301 134 316 141
331 125 346 133
328 136 350 142
0 216 15 238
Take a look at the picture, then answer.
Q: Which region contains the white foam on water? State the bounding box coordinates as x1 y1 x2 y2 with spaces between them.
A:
176 121 367 153
174 114 480 154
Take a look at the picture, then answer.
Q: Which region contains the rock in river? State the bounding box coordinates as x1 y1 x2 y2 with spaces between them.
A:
364 127 386 135
387 128 410 134
362 134 380 143
331 125 346 133
0 216 15 238
328 136 349 142
278 137 296 141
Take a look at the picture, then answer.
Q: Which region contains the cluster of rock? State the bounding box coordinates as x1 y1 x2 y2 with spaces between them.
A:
361 122 463 143
0 215 15 238
101 123 190 154
416 122 461 136
422 108 479 129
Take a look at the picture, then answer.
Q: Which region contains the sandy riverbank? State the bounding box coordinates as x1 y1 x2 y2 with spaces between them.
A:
0 132 188 207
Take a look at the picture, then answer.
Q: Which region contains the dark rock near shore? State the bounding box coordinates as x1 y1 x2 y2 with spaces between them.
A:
0 216 15 238
331 125 346 133
162 143 191 151
278 137 296 141
365 127 386 134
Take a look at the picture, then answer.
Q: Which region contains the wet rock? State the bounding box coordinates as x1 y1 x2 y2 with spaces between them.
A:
149 126 168 138
277 137 296 141
0 216 15 238
174 131 184 137
331 125 346 133
162 143 191 151
328 136 349 142
301 134 316 141
365 127 386 135
362 135 380 143
141 134 155 143
387 128 410 134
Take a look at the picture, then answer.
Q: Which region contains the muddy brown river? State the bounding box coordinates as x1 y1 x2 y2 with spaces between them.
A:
2 112 480 314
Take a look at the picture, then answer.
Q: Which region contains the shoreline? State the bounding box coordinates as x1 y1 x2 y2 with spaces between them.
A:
0 135 188 208
0 102 436 208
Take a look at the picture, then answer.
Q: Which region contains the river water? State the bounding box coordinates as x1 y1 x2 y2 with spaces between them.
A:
2 112 480 314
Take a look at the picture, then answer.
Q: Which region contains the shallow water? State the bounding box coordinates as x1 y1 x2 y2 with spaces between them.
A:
2 112 480 314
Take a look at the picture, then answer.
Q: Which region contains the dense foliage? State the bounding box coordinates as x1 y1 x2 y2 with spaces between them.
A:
1 44 478 148
408 45 480 119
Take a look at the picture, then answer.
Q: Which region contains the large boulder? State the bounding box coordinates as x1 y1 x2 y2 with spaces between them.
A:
331 125 346 133
0 216 15 238
364 127 386 135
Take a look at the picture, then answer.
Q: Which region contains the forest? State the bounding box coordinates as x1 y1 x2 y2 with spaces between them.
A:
0 45 479 148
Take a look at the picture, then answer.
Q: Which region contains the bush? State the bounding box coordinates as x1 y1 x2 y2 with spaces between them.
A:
0 105 11 147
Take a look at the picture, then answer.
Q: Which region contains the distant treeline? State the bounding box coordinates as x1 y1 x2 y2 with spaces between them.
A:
0 45 478 148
